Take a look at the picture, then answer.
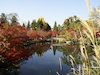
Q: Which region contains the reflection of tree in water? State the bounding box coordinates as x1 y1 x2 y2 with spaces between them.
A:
53 45 94 66
61 45 82 66
26 43 50 57
53 46 57 55
0 43 50 75
0 61 20 75
53 45 82 66
52 46 63 55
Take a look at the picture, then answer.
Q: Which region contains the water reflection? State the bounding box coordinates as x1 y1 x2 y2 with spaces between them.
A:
59 45 82 66
53 45 93 66
0 43 50 75
0 43 94 75
25 43 50 57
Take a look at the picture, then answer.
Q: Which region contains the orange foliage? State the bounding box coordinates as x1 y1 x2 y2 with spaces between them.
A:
0 25 52 64
52 30 58 37
45 31 52 38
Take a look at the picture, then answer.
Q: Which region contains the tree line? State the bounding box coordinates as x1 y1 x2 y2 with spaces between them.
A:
0 13 51 31
53 16 82 32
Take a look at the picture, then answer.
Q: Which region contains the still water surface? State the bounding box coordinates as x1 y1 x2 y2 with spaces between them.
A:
0 43 82 75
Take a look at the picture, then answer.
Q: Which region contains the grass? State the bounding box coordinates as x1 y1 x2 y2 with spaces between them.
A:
57 0 100 75
70 0 100 75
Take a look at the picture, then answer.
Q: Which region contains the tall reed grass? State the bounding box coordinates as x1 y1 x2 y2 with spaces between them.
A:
57 0 100 75
71 0 100 75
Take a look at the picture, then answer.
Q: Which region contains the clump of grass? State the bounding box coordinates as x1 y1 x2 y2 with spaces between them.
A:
70 0 100 74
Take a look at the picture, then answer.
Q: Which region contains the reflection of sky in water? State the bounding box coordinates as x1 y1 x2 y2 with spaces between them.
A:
19 46 71 75
0 43 92 75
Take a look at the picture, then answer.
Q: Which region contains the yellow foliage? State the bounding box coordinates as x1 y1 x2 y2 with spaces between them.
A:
5 20 9 29
39 17 47 30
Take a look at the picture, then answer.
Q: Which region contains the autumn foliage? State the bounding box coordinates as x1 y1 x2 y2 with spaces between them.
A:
0 25 52 64
52 30 58 37
59 29 75 39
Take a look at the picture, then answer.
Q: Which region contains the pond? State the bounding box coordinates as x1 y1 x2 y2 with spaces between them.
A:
0 43 93 75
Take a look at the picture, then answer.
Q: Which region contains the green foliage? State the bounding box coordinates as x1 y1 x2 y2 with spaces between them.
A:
63 19 70 30
0 13 7 25
31 20 36 30
53 21 58 31
27 21 30 29
69 17 73 23
65 33 72 40
58 33 72 41
0 13 20 26
22 17 51 31
10 15 19 26
57 24 62 32
36 17 51 31
62 15 82 32
0 13 6 21
22 23 25 27
37 17 44 29
98 40 100 45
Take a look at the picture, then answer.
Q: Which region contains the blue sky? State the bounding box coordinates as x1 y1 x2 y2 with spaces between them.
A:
0 0 99 27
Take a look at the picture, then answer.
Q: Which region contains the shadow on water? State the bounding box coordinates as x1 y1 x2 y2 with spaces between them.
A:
0 42 94 75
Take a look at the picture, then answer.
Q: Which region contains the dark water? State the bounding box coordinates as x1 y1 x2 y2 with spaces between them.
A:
19 48 71 75
0 43 86 75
